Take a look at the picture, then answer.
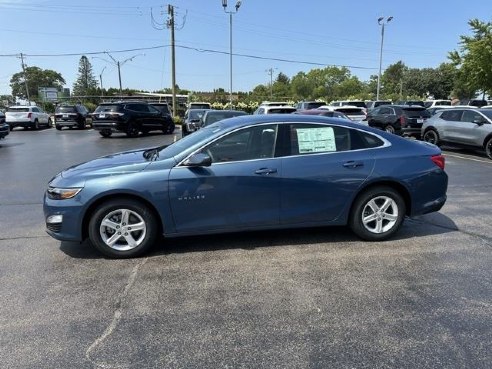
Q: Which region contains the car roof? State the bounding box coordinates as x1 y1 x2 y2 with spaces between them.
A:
211 113 372 132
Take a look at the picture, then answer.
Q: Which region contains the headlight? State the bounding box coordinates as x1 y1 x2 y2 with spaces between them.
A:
47 187 82 200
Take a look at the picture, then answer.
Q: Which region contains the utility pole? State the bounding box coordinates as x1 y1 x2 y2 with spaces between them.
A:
168 4 177 118
20 53 30 105
266 68 276 99
99 66 106 98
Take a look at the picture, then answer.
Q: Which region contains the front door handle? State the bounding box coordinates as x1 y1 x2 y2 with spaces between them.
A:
255 168 277 175
343 161 364 168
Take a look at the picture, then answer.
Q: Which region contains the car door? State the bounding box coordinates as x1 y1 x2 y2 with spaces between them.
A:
142 104 166 130
280 123 375 224
168 124 281 233
456 110 488 145
439 110 464 142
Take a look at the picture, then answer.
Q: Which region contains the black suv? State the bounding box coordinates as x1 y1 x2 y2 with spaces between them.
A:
366 105 431 137
92 102 175 138
54 104 90 130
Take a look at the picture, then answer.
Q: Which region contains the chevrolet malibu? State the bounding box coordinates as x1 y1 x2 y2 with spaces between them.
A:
44 115 448 258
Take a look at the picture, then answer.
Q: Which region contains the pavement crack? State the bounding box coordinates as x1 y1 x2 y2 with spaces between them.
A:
85 257 148 369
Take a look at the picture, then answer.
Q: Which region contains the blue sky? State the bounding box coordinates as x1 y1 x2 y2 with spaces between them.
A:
0 0 491 96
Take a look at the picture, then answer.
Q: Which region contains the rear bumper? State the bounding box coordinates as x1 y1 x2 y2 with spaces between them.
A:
7 120 34 128
92 121 125 132
401 127 422 138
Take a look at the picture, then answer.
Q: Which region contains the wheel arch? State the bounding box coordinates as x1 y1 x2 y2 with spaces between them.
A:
482 133 492 148
350 180 412 218
81 193 164 240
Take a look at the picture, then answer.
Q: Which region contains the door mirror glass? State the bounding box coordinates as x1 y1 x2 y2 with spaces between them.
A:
183 153 212 167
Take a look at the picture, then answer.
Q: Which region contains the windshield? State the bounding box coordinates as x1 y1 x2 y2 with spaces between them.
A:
342 101 366 108
203 111 246 126
159 125 224 159
151 104 170 114
480 110 492 120
188 110 207 120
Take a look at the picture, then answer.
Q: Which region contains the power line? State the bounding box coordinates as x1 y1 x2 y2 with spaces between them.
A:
0 44 378 70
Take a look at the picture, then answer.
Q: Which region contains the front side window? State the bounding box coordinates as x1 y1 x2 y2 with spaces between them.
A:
200 124 278 163
462 110 485 124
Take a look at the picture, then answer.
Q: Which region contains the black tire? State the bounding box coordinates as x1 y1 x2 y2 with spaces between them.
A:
47 118 53 128
384 124 395 134
164 122 176 134
78 119 86 130
33 120 39 130
485 137 492 160
126 123 139 138
55 125 62 131
99 130 112 138
88 199 159 258
423 129 441 146
349 186 406 241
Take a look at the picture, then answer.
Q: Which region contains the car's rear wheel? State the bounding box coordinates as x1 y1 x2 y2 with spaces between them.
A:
88 199 159 258
423 129 440 146
55 124 62 130
47 118 53 128
485 137 492 160
78 119 86 130
384 124 395 134
33 119 39 130
126 123 139 138
349 186 405 241
99 130 112 138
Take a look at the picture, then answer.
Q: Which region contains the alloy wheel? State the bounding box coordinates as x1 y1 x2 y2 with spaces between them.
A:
99 208 147 251
361 196 399 234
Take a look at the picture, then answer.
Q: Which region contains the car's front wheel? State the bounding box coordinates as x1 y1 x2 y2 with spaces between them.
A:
99 130 112 138
33 119 39 130
485 137 492 160
88 199 159 258
423 129 441 146
349 186 405 241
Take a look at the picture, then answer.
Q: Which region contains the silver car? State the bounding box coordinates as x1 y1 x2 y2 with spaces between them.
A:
421 108 492 159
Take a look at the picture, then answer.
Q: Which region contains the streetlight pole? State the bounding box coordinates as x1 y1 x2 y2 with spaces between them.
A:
99 66 106 98
221 0 241 108
376 16 393 101
104 52 144 96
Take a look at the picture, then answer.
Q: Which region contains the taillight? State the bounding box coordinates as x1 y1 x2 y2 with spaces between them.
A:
27 112 32 119
399 115 407 127
431 154 445 170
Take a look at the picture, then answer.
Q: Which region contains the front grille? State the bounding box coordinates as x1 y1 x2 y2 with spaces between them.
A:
47 223 62 233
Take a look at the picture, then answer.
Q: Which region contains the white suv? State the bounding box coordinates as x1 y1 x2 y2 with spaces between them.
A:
6 106 51 130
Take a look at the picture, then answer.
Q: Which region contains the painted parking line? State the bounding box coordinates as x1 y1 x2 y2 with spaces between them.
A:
443 152 492 164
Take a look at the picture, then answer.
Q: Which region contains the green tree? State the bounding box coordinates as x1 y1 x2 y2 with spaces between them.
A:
449 18 492 99
72 56 98 97
10 66 65 100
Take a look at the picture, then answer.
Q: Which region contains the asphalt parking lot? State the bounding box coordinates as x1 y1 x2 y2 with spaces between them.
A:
1 127 491 369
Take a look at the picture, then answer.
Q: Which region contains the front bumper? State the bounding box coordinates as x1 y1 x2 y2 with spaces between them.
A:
43 195 85 242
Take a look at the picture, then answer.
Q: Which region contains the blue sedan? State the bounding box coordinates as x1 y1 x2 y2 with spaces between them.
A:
44 115 448 258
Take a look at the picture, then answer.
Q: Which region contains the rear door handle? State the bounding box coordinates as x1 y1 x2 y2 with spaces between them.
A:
343 161 364 168
255 168 277 175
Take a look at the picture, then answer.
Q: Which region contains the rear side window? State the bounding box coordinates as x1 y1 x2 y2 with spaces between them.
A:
402 108 431 118
288 124 383 155
95 105 122 113
337 108 364 115
440 110 463 121
378 107 392 115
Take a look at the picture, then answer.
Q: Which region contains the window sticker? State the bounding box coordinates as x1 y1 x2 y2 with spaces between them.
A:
296 127 336 153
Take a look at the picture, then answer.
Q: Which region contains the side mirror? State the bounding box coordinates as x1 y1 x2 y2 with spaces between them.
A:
183 153 212 167
473 118 486 125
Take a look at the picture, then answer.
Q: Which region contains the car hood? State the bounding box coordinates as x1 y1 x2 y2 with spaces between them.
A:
60 149 153 179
